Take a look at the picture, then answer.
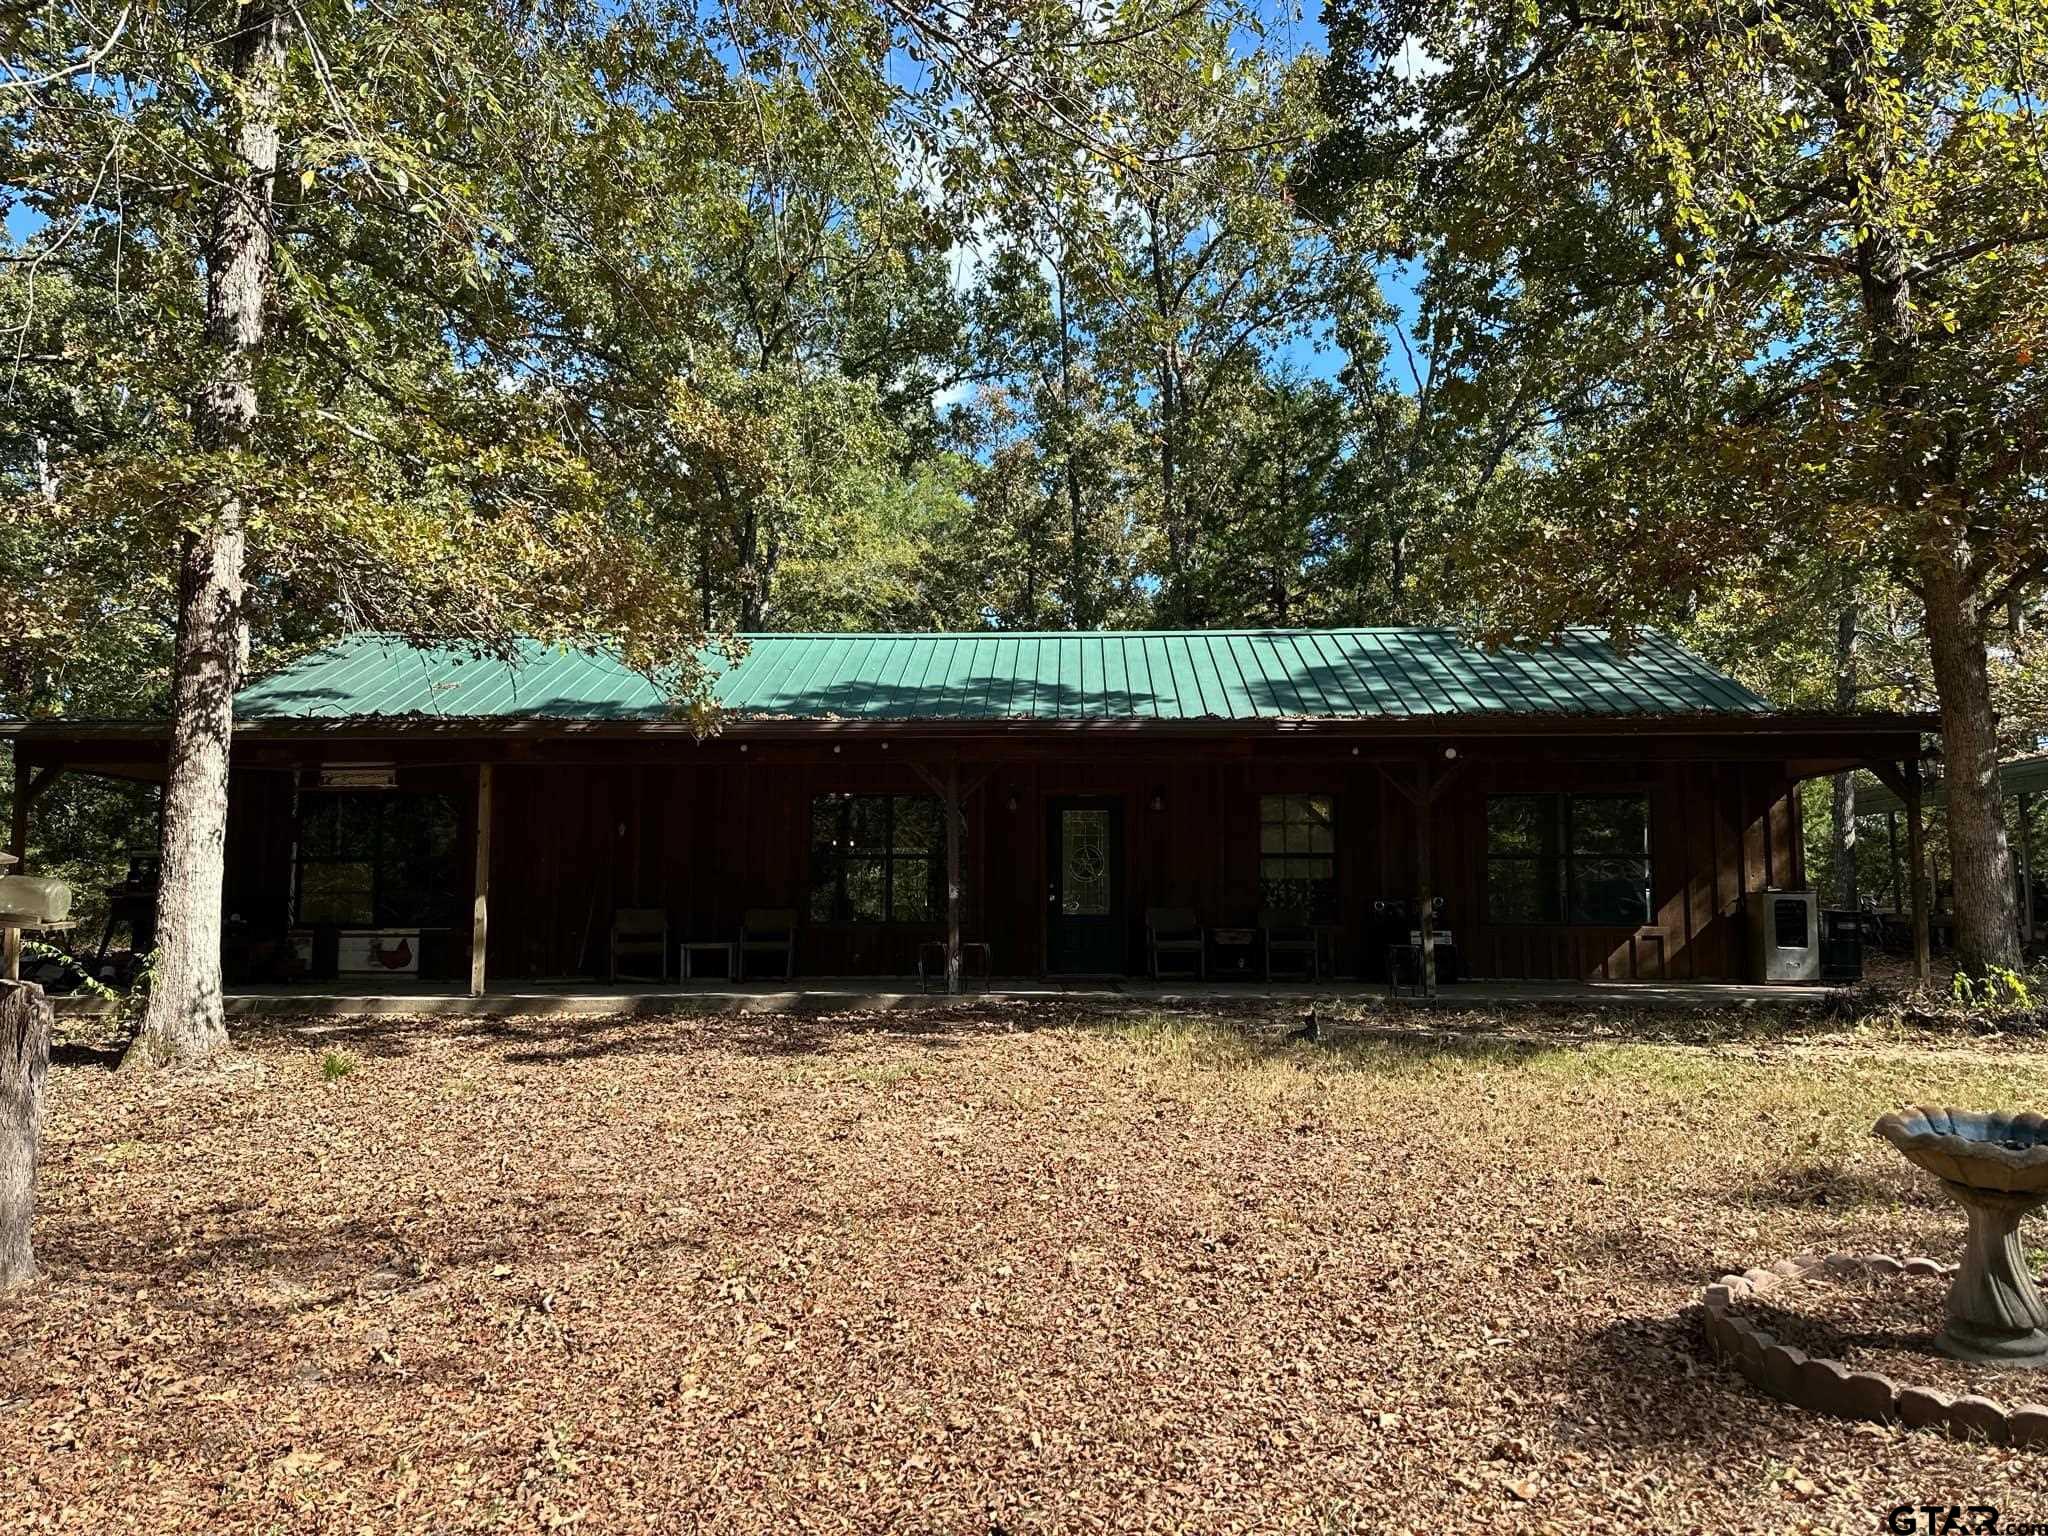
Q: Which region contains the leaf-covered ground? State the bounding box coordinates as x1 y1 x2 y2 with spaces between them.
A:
7 1001 2048 1534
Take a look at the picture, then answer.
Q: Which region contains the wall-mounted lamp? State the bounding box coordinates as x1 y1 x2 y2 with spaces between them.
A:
1005 791 1019 813
1148 789 1166 813
1443 745 1459 761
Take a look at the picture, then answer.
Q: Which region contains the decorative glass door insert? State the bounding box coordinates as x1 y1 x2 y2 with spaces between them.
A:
1061 809 1111 915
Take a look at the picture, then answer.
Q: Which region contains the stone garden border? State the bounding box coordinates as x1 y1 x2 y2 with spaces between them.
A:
1701 1251 2048 1447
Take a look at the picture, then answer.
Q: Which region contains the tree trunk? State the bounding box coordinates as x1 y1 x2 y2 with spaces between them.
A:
1825 13 2018 973
1146 205 1188 620
0 980 51 1292
1922 545 2021 974
126 6 286 1070
1056 263 1095 630
1830 602 1860 908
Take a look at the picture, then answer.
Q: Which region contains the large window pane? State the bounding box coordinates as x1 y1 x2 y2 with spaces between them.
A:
893 857 939 922
1486 795 1558 856
1258 795 1337 920
1570 857 1652 925
295 792 457 927
812 795 847 848
847 796 891 853
1487 857 1561 923
893 798 940 853
1485 792 1650 925
843 858 888 923
1570 795 1648 856
299 862 375 925
809 869 839 924
808 794 953 923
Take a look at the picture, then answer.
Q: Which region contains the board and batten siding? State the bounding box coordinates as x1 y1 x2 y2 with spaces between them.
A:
222 747 1807 984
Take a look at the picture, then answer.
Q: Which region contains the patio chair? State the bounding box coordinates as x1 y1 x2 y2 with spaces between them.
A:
609 908 670 982
1260 909 1319 982
1145 907 1205 980
738 908 797 980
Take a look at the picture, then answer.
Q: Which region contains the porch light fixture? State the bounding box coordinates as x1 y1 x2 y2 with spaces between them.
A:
1005 791 1019 812
1444 745 1459 761
1149 789 1166 813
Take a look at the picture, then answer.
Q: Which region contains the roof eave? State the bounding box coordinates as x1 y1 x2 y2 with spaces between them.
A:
4 710 1938 741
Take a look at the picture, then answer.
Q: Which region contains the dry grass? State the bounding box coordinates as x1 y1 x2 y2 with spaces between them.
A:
7 1001 2048 1533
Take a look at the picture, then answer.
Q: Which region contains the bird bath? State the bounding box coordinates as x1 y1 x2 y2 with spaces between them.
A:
1874 1107 2048 1366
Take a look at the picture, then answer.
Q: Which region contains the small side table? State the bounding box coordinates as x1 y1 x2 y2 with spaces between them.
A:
1208 927 1260 980
1385 942 1424 998
680 940 736 981
919 941 992 993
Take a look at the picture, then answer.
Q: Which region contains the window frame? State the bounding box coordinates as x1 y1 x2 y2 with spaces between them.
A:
1257 793 1338 921
1483 790 1652 928
292 789 460 929
808 792 949 926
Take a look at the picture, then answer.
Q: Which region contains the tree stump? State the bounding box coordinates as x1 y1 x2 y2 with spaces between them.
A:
0 979 52 1292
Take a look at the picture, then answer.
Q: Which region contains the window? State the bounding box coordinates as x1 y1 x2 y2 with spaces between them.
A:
1485 793 1650 926
809 794 948 924
295 792 459 927
1259 795 1337 920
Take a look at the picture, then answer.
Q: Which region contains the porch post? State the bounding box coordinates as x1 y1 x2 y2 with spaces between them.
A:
944 759 962 996
3 755 27 981
8 753 26 871
2020 790 2036 947
1416 757 1436 999
1905 761 1930 985
1887 810 1901 915
471 762 493 998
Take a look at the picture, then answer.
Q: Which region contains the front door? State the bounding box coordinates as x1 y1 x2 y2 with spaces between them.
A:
1046 797 1125 975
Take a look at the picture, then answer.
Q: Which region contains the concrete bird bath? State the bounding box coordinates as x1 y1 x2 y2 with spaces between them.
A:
1875 1107 2048 1366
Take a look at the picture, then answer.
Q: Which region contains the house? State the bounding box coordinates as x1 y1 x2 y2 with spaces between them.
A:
2 629 1932 992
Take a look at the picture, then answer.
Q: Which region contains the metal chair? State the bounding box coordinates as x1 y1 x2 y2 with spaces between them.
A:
1145 907 1205 980
1260 909 1319 982
738 908 797 980
609 908 670 982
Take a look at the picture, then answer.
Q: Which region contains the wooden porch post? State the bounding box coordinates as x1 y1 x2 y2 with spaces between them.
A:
1415 757 1436 998
2019 790 2036 947
471 762 493 998
1905 761 1931 985
911 759 978 996
945 759 962 995
1380 754 1463 1000
8 754 26 872
1886 810 1901 915
3 756 28 982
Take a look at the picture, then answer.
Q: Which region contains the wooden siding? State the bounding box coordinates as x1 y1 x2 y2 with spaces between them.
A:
221 746 1810 984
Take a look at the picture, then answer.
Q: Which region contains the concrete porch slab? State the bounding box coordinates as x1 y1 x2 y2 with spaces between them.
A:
50 977 1841 1018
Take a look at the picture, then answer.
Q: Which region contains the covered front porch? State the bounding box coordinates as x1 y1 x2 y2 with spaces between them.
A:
10 723 1928 997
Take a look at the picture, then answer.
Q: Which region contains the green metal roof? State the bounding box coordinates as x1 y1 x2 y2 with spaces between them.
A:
232 628 1777 724
1855 753 2048 816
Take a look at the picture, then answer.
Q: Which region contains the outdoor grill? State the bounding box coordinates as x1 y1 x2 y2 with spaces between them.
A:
0 853 76 982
